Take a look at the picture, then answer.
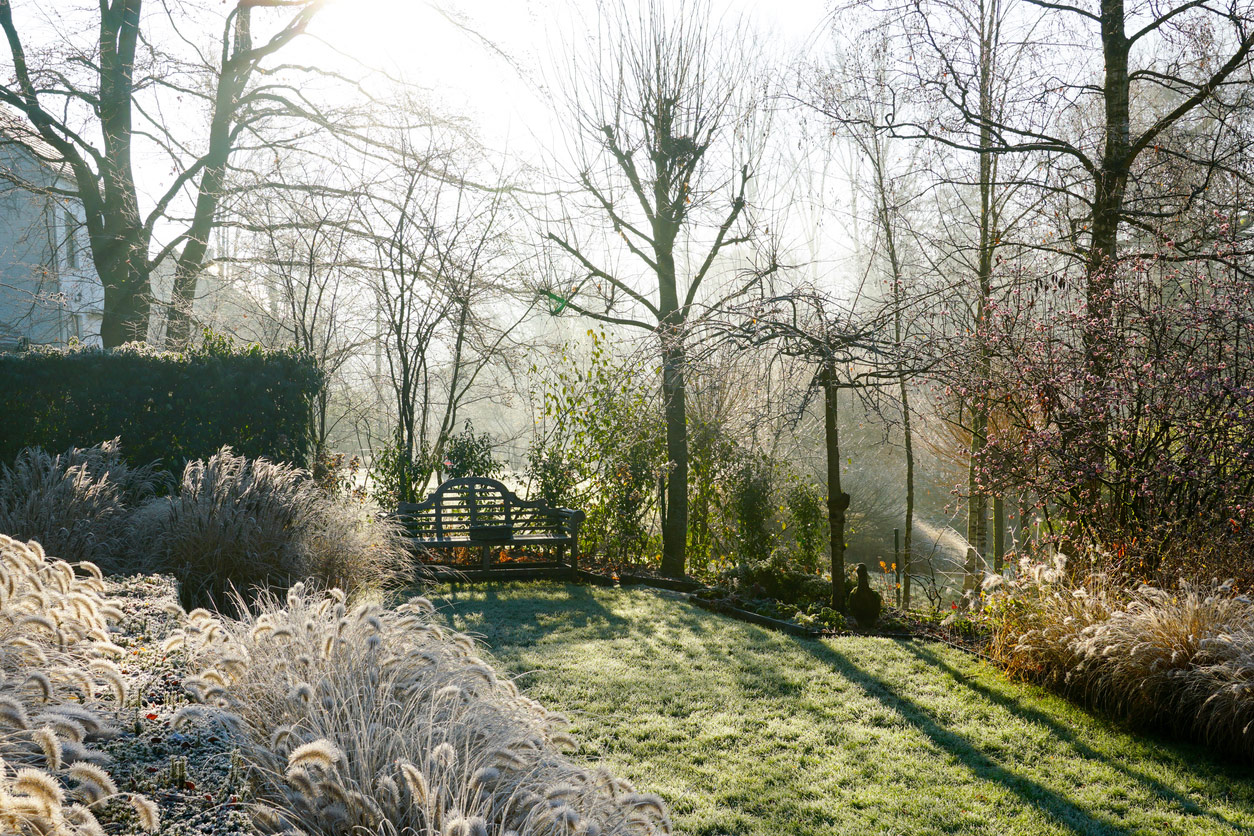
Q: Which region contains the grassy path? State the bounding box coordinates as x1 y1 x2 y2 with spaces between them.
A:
431 582 1254 836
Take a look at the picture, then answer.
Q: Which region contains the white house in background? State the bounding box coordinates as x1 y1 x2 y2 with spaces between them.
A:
0 113 103 350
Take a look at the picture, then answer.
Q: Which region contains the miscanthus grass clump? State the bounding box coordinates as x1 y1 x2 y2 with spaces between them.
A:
0 533 158 834
183 583 674 835
989 557 1254 758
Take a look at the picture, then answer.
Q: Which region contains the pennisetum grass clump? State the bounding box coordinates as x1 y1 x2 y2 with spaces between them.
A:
0 439 166 572
988 556 1254 758
188 584 675 835
0 533 159 834
130 448 413 613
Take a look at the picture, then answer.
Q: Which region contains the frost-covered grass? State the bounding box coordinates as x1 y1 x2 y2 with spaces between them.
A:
434 582 1254 836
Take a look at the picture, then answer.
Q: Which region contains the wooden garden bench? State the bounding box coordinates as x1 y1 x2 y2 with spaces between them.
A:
392 477 585 578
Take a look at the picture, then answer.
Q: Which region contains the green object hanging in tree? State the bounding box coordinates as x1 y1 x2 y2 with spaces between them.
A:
544 290 568 315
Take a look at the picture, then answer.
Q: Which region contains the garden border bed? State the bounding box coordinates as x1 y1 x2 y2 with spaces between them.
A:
616 572 705 592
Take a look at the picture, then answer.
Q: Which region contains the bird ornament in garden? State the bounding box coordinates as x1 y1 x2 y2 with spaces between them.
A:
847 563 882 627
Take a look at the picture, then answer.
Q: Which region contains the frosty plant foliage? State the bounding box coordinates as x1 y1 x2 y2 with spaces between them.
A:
987 556 1254 757
0 439 165 572
0 533 158 834
135 448 411 611
179 583 675 835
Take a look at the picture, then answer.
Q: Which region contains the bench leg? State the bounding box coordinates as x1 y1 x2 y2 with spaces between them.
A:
569 536 579 580
481 545 491 570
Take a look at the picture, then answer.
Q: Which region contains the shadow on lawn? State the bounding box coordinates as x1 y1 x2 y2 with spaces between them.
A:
897 641 1254 830
433 581 634 646
796 637 1254 836
796 639 1135 835
431 583 1253 835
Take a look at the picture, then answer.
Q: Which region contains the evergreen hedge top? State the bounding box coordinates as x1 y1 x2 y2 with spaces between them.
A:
0 340 324 470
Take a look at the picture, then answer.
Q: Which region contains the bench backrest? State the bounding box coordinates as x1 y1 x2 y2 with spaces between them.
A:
394 477 581 541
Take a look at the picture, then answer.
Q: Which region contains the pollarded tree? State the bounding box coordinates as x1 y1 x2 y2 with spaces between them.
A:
546 0 772 576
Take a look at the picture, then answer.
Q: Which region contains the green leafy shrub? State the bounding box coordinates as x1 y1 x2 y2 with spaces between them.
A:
443 421 501 479
135 448 410 612
526 330 664 562
785 481 827 574
0 439 166 570
369 433 429 506
0 341 324 472
526 445 578 507
732 455 776 566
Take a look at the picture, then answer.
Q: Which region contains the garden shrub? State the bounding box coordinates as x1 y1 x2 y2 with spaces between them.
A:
732 455 776 566
735 558 831 607
135 448 410 612
0 439 166 571
182 584 675 836
525 331 664 563
785 481 828 575
0 340 323 472
987 557 1254 758
443 420 501 479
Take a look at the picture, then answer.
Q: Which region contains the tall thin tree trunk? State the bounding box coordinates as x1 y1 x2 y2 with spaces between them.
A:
823 363 851 611
965 0 998 595
167 7 253 348
993 495 1006 572
660 339 688 577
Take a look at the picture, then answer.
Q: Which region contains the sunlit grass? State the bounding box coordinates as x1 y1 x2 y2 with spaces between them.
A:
430 581 1254 836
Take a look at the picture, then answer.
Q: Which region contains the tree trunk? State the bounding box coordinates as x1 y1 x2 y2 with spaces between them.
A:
167 7 253 348
965 0 997 595
95 227 150 348
659 338 688 577
993 494 1006 572
98 266 150 347
901 379 914 609
823 364 851 611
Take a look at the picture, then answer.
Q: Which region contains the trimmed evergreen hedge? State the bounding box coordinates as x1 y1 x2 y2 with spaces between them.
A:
0 342 324 470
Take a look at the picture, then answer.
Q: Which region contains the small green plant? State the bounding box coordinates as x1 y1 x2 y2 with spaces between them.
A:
443 421 500 479
732 455 776 566
369 434 429 506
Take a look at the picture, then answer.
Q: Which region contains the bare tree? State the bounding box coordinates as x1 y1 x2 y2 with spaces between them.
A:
725 290 913 610
0 0 326 346
545 0 771 576
885 0 1254 480
220 159 378 459
365 129 530 503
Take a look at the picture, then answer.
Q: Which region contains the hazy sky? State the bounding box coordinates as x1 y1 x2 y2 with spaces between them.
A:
307 0 834 158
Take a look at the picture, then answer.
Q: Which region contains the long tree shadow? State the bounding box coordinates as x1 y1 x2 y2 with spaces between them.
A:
898 641 1254 829
798 639 1136 836
430 581 635 647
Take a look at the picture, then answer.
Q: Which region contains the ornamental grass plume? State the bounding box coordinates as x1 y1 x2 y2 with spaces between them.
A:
0 534 159 834
133 448 412 612
989 555 1254 758
0 440 166 572
189 584 674 835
